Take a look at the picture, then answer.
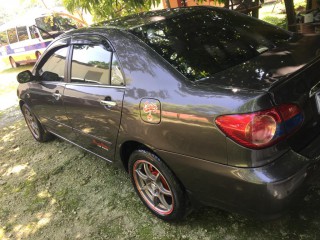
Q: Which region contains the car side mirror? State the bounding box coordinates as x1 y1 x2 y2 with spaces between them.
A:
17 70 34 83
42 71 61 82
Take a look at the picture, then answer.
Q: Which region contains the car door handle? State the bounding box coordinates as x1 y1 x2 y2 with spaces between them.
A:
52 93 61 100
100 100 117 107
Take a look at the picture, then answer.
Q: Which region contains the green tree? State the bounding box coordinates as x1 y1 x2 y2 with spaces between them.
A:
62 0 161 21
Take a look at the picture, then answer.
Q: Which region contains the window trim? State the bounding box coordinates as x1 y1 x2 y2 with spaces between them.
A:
36 34 126 87
110 53 125 87
34 37 71 79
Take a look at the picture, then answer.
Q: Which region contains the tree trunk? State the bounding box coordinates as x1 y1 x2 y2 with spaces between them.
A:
284 0 297 32
165 0 171 8
224 0 229 8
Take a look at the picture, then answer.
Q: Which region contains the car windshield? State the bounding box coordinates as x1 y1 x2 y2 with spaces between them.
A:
35 15 78 39
130 8 293 81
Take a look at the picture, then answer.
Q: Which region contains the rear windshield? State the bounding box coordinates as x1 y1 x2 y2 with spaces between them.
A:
130 8 292 81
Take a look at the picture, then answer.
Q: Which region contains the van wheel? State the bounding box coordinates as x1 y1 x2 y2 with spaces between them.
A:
35 51 41 60
129 149 187 221
21 104 53 142
9 57 19 68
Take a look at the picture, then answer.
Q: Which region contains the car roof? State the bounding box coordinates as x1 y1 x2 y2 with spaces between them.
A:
93 6 219 30
59 6 225 38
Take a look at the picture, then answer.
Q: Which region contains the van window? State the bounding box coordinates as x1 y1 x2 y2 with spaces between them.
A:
7 28 18 44
17 26 29 41
29 26 39 39
0 31 8 46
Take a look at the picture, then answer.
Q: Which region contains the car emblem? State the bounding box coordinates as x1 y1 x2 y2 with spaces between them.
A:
140 99 161 124
143 102 158 121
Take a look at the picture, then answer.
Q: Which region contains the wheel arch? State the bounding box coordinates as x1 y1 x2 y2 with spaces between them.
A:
119 140 187 189
119 140 155 172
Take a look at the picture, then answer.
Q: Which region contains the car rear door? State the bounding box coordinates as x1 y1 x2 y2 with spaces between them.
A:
62 35 125 162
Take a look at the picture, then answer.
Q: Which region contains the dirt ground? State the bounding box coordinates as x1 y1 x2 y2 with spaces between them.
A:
1 66 320 240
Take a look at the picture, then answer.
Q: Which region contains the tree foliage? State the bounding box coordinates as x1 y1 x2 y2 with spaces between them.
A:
62 0 161 21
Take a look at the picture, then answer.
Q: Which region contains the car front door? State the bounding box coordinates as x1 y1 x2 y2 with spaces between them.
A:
62 35 125 161
29 39 75 139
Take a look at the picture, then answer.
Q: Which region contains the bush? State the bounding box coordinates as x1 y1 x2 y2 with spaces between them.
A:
262 16 287 29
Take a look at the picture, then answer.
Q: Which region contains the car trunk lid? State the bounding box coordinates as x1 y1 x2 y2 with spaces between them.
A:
198 34 320 92
269 55 320 154
199 34 320 153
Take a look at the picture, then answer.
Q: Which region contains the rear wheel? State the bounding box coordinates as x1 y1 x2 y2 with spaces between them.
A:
35 51 41 60
22 104 53 142
129 150 187 221
9 57 19 68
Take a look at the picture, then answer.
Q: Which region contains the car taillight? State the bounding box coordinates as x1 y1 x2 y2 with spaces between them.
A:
215 104 303 149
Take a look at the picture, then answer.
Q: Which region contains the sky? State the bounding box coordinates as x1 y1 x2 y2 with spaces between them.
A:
0 0 61 25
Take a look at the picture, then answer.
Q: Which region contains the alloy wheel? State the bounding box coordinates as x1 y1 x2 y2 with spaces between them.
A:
24 107 40 139
133 160 174 215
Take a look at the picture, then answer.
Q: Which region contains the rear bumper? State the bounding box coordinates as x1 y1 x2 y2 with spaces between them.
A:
155 149 320 219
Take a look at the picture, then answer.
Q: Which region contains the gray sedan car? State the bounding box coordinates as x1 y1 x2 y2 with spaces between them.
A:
17 6 320 221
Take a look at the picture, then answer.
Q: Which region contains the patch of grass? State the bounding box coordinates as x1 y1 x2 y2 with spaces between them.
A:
137 225 153 239
0 64 33 75
0 208 10 221
98 220 125 239
260 0 309 30
55 188 81 213
262 15 287 29
28 196 50 213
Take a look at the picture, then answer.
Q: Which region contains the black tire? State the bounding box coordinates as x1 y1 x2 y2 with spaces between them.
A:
35 51 41 60
9 57 19 68
21 104 53 142
129 149 187 221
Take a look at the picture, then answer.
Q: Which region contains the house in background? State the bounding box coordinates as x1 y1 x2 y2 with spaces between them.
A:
162 0 261 18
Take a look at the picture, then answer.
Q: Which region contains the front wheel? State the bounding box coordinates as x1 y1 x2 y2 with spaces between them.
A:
9 57 19 68
129 150 187 221
22 104 53 142
35 51 41 60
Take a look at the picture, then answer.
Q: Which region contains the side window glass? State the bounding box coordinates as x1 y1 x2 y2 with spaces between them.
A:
111 55 124 86
7 28 18 44
71 44 111 85
0 31 8 47
39 47 68 82
29 26 39 39
17 26 29 41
